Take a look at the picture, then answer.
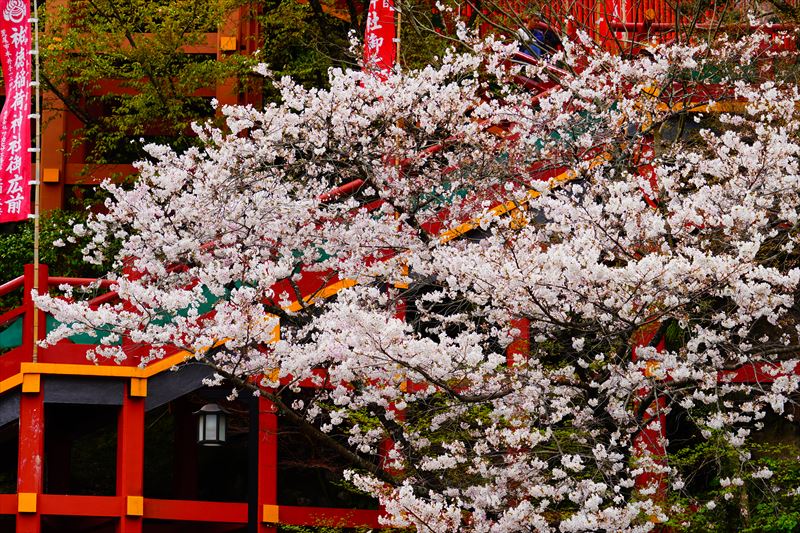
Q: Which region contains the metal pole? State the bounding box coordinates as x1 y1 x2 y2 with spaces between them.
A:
395 1 401 68
29 0 42 363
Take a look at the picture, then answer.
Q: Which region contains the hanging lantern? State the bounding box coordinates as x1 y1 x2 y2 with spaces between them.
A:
194 403 228 446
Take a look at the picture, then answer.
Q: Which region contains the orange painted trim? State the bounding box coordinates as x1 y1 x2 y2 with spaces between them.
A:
20 362 142 378
130 377 148 397
654 100 748 113
138 350 194 377
263 504 279 523
17 492 36 513
126 495 144 516
285 279 358 312
0 150 599 391
21 374 40 393
0 349 193 392
0 373 22 394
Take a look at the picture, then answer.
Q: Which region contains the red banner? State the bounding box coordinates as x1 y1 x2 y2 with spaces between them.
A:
0 0 30 222
364 0 395 73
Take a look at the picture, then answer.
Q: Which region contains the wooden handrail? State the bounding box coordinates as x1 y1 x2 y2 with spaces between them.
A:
0 276 23 298
0 306 24 328
319 179 365 203
86 291 120 307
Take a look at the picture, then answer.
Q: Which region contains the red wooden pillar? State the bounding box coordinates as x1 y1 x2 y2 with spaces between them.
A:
18 263 48 533
258 397 278 532
216 7 241 107
17 387 43 533
116 381 145 533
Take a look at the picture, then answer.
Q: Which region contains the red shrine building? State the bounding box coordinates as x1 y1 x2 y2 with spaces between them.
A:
0 266 386 533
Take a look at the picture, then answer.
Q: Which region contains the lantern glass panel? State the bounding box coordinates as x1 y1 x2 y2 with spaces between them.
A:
205 412 218 442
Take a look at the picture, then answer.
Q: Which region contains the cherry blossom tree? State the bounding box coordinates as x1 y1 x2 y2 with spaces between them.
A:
37 28 800 531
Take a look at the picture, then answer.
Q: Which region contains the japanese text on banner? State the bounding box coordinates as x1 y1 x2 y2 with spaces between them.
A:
364 0 395 74
0 0 31 223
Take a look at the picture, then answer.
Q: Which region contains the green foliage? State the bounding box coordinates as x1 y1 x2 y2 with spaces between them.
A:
41 0 256 164
259 0 354 97
664 319 687 353
0 209 104 279
666 435 800 532
396 1 452 70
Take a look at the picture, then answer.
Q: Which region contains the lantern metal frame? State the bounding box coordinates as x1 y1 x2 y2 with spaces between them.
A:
194 403 229 446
